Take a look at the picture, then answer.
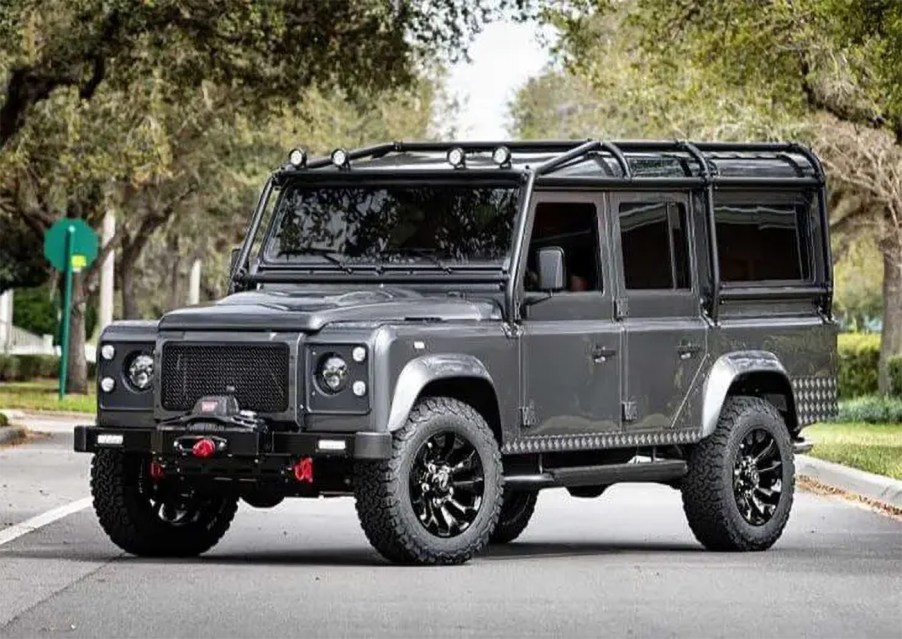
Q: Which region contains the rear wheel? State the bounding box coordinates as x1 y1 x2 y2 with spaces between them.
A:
490 490 538 544
682 396 794 551
91 450 238 557
354 397 503 565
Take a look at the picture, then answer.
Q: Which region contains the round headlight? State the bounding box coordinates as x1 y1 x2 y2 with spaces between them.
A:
100 344 115 361
127 353 154 391
318 355 349 393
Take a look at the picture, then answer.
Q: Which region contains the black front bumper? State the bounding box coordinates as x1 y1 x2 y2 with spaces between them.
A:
73 425 392 460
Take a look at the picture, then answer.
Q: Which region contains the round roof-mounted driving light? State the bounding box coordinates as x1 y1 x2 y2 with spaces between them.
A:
446 147 466 169
492 145 512 167
100 344 115 361
288 148 307 168
331 148 350 169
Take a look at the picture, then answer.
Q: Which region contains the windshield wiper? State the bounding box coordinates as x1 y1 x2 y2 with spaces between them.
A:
278 247 352 273
383 248 453 273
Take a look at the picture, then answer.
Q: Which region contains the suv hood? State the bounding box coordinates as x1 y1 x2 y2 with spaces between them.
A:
158 287 500 332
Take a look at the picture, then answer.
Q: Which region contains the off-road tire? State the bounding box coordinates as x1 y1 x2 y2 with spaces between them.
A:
91 450 238 557
354 396 503 565
490 490 538 544
682 396 795 552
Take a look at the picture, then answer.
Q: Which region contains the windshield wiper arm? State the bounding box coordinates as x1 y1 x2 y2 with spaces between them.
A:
383 248 453 273
278 247 352 273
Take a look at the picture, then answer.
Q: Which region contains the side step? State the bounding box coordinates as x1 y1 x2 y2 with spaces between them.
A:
505 459 687 490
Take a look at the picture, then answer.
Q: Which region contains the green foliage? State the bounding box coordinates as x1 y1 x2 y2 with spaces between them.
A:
833 235 883 330
0 355 21 382
0 380 96 414
834 395 902 424
12 286 57 337
837 333 881 398
0 411 8 427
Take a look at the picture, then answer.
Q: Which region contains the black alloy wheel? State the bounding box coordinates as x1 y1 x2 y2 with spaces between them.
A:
409 432 485 538
732 428 783 526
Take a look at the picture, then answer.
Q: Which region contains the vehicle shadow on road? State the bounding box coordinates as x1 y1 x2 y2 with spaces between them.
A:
482 540 704 561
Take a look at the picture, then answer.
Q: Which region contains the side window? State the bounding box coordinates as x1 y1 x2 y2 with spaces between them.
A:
525 201 602 292
619 201 690 290
714 201 811 282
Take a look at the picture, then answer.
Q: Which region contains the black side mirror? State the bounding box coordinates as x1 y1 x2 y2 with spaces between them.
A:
537 246 566 291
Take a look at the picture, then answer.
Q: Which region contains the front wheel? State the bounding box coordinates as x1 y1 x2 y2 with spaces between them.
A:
682 396 795 551
91 450 238 557
354 396 503 565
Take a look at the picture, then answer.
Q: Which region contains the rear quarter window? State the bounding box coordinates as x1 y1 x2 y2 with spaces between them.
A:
714 201 812 282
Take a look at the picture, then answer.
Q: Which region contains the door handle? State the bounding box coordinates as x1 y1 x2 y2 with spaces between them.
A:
677 343 701 360
591 345 617 363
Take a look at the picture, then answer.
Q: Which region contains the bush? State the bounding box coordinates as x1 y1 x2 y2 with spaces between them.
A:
0 354 21 381
837 333 881 398
15 354 58 379
0 412 8 427
834 395 902 424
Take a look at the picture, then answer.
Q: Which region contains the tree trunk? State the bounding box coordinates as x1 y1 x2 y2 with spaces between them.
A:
66 274 89 394
879 247 902 393
120 248 140 319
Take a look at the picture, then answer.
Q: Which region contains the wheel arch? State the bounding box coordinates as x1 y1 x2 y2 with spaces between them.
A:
385 354 502 443
701 351 798 438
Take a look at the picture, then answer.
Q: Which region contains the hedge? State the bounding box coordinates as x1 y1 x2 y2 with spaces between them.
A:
0 354 95 382
888 355 902 398
834 395 902 424
837 333 880 399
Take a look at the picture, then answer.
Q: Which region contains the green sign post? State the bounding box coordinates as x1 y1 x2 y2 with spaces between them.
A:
44 219 98 398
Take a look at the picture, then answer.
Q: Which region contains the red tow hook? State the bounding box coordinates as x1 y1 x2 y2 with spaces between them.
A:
293 457 314 484
192 438 217 459
149 461 165 481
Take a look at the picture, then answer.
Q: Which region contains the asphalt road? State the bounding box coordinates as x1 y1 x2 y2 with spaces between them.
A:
1 426 900 638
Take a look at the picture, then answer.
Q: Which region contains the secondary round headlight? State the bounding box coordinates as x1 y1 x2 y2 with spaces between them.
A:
127 353 154 391
318 355 349 393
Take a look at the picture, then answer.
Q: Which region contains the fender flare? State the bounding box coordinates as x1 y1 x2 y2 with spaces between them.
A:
385 354 496 432
701 351 794 437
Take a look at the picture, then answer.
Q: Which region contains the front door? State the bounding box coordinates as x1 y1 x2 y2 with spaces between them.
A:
519 192 622 438
612 192 707 434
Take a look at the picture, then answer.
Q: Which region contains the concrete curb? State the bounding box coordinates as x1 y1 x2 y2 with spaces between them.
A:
797 454 902 509
0 426 27 446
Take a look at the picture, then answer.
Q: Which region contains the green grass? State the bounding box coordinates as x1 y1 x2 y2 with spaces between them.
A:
806 422 902 480
0 380 95 414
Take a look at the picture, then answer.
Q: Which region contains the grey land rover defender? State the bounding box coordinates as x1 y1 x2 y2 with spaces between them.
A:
76 140 838 564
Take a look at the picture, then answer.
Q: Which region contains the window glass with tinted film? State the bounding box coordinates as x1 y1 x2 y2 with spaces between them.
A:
714 202 811 282
620 202 690 290
525 202 601 292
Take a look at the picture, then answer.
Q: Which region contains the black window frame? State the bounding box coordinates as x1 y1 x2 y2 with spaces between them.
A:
713 190 816 287
617 199 693 292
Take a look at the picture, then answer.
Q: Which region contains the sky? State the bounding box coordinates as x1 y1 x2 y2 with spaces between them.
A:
446 21 553 140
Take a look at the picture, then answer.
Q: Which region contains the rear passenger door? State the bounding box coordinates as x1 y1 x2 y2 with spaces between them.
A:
612 192 707 433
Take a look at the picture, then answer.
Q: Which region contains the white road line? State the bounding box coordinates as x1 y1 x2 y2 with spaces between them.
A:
0 497 92 547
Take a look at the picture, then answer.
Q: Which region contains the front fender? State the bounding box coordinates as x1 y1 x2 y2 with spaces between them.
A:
385 354 495 432
701 351 792 437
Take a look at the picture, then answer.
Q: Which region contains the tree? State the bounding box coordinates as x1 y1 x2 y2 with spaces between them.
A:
0 0 524 392
536 0 902 391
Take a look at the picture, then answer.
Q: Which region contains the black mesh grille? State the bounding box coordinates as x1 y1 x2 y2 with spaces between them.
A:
161 343 290 412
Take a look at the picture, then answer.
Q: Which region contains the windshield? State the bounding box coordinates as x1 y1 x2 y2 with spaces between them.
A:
262 184 520 268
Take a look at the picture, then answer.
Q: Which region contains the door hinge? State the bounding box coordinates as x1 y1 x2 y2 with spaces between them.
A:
622 401 638 422
615 298 629 320
519 402 537 428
